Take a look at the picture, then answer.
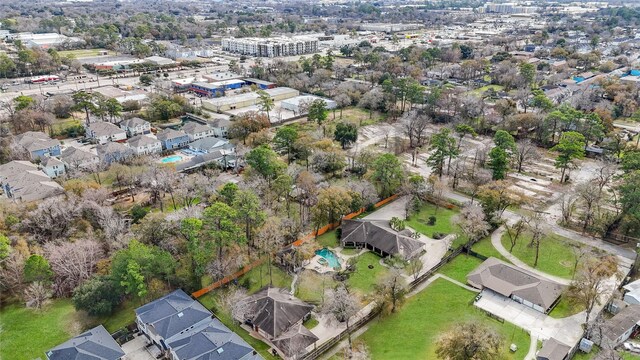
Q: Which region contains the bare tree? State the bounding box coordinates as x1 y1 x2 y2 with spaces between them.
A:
505 220 526 253
594 163 616 197
456 204 491 250
576 182 602 233
0 252 25 296
559 194 578 225
44 239 103 296
24 281 52 309
436 322 503 360
343 341 370 360
219 287 253 323
375 268 406 313
407 257 424 281
514 139 539 173
524 211 545 268
21 197 80 243
323 284 360 348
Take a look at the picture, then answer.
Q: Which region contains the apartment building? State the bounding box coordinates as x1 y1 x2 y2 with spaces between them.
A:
222 37 318 57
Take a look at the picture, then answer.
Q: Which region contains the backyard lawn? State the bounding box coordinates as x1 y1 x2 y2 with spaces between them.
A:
406 202 460 239
500 231 593 279
316 229 339 248
472 237 510 263
237 261 292 294
296 270 338 304
436 254 483 283
360 278 531 359
548 297 584 319
347 251 389 295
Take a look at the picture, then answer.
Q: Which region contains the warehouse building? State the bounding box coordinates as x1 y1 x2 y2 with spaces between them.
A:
202 87 299 112
281 95 337 115
222 37 318 57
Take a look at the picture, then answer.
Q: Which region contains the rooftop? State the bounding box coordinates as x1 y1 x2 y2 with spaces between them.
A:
46 325 124 360
0 161 64 202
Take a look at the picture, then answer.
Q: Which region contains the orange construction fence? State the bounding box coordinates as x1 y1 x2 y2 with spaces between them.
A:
191 194 399 298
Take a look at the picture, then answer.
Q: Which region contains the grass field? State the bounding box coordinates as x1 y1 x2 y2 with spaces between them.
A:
316 230 340 248
472 237 510 263
500 231 591 279
471 84 505 96
296 270 338 304
548 297 584 319
406 203 460 239
436 254 483 283
237 261 292 294
347 251 389 295
360 278 530 359
58 48 114 58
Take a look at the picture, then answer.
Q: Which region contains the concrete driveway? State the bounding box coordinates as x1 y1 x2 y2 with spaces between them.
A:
474 290 584 346
363 196 409 221
121 335 157 360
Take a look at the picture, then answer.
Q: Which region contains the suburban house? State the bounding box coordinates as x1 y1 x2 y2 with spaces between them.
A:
127 135 162 155
86 122 127 144
536 337 571 360
467 257 565 313
15 131 61 160
157 129 189 150
60 147 100 171
209 118 231 138
595 304 640 347
45 325 124 360
120 117 151 137
188 137 235 154
237 288 317 358
0 161 64 202
135 289 263 359
182 122 214 141
340 219 425 260
97 142 134 164
623 279 640 305
40 156 65 178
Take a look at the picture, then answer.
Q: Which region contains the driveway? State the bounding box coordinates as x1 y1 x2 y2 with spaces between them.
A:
121 335 157 360
363 196 409 221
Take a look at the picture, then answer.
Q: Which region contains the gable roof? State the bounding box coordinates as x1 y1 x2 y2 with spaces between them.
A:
46 325 124 360
16 131 60 152
41 156 64 168
157 128 188 141
536 338 571 360
87 122 126 137
467 257 565 310
189 137 232 152
340 219 425 259
127 135 160 148
603 304 640 341
272 323 318 357
0 161 64 202
60 147 98 166
135 289 211 340
120 117 149 128
97 142 134 160
240 288 313 339
168 318 263 360
183 122 212 135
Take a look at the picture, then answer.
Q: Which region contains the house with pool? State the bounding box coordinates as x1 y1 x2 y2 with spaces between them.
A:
340 219 425 260
127 135 162 156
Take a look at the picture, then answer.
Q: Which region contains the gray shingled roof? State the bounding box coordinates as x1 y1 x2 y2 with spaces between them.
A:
467 257 565 310
603 304 640 341
60 147 98 166
272 323 318 357
189 137 232 152
240 288 313 339
120 117 149 128
536 338 571 360
135 289 211 340
168 318 263 360
16 131 60 152
157 128 188 141
127 135 160 148
340 219 425 259
0 160 64 202
87 122 126 137
183 122 212 135
46 325 124 360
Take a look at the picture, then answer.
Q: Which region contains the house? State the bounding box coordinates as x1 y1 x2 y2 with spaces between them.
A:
596 304 640 347
60 147 100 171
467 257 565 313
188 137 235 154
127 135 162 155
209 118 231 138
175 151 237 172
237 288 317 357
157 129 190 150
120 117 151 137
536 338 571 360
40 156 65 178
97 142 134 164
166 317 263 360
340 219 425 260
86 122 127 144
46 325 124 360
135 289 263 359
623 279 640 305
0 161 64 202
15 131 61 160
182 122 214 141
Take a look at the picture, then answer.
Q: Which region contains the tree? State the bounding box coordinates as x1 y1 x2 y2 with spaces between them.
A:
454 124 477 152
375 268 406 313
72 276 122 316
505 220 526 253
456 204 491 250
218 182 239 205
72 91 96 124
0 234 10 261
273 126 299 164
427 128 457 178
488 130 516 180
514 139 539 173
308 99 328 126
312 186 353 228
24 282 52 309
180 218 210 289
519 62 536 85
323 285 359 348
256 90 274 121
552 131 585 183
110 240 174 295
311 148 347 176
139 74 153 86
334 122 358 149
567 255 619 329
245 145 286 185
44 240 103 297
23 255 53 283
617 170 640 236
14 95 35 111
478 180 520 222
233 190 265 252
120 261 146 298
202 202 244 259
407 257 424 281
436 322 503 360
228 111 270 145
371 153 405 198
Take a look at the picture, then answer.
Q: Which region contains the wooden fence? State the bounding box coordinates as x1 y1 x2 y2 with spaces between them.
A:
192 194 399 298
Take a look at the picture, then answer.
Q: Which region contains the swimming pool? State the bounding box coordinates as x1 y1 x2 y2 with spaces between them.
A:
161 155 183 163
315 248 341 269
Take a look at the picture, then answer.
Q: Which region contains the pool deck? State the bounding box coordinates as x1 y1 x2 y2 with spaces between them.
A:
305 247 364 274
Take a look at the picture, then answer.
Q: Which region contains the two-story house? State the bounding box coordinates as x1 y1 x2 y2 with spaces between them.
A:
15 131 61 160
209 118 231 138
120 117 151 137
182 122 214 141
40 156 65 178
86 122 127 144
60 147 100 171
46 325 124 360
157 129 189 150
127 135 162 155
0 161 64 202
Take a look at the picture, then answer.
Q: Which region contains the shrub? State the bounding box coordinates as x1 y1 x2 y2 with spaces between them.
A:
432 232 447 240
130 205 149 224
390 217 405 231
427 216 437 226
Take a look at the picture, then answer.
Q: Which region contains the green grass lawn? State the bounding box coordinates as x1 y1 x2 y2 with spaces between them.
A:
472 237 510 263
360 278 530 359
622 351 640 360
347 251 389 295
548 297 584 319
471 84 505 96
316 230 339 248
58 48 113 58
406 203 459 239
437 254 483 283
303 316 319 330
572 347 600 360
500 231 592 279
295 270 338 304
238 262 292 294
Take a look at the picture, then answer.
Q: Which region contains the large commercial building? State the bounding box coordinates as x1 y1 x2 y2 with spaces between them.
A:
222 37 318 57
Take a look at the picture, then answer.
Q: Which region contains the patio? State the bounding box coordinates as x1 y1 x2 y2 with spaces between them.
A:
121 334 159 360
